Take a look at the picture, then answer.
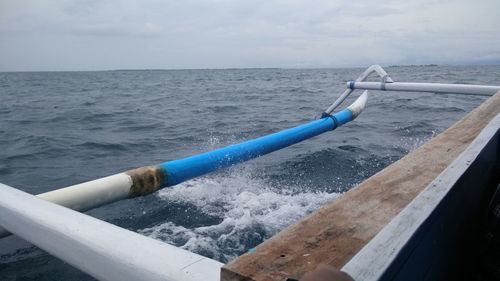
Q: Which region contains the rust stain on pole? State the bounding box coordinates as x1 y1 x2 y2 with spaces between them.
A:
126 166 166 197
221 92 500 281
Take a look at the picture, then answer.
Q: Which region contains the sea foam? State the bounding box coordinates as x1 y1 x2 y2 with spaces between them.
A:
140 166 339 262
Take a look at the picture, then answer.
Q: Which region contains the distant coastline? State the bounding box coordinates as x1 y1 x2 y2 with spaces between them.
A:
3 63 500 73
389 64 439 67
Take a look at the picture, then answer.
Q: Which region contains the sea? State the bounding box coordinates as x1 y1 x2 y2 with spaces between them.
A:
0 65 499 280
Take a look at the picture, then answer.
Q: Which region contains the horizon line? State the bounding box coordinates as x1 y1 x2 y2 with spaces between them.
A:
1 62 499 73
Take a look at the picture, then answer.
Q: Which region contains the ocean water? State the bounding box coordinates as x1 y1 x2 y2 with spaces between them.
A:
0 65 499 280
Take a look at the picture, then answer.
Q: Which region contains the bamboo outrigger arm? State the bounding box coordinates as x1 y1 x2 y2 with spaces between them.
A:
0 91 369 238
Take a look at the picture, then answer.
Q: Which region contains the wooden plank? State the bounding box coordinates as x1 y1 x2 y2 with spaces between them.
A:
221 91 500 281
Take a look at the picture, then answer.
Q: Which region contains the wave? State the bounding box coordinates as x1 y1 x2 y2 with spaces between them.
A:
140 166 339 262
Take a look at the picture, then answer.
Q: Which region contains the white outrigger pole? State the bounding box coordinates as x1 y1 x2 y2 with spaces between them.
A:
323 65 500 115
1 65 499 281
347 81 498 96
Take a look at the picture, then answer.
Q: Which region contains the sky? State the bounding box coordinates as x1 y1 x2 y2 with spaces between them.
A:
0 0 499 71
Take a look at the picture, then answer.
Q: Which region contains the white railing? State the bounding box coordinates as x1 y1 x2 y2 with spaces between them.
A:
0 182 223 281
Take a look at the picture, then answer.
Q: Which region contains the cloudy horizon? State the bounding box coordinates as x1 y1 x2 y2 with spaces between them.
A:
1 0 499 71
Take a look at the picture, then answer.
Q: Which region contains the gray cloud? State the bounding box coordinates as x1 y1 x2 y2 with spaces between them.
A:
0 0 499 71
69 22 164 37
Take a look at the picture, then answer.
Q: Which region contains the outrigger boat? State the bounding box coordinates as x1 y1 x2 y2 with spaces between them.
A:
0 65 499 281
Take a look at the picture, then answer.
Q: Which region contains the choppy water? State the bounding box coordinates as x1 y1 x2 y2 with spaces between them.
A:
0 65 499 280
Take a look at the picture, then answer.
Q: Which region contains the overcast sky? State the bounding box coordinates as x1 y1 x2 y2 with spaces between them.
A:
1 0 499 71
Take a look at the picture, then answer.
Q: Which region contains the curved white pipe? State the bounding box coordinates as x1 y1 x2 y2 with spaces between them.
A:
325 65 392 114
347 90 369 119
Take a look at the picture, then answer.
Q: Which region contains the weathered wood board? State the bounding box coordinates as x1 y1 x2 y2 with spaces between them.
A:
221 91 500 281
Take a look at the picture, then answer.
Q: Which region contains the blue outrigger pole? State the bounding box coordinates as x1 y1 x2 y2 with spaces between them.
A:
163 93 367 186
0 90 368 238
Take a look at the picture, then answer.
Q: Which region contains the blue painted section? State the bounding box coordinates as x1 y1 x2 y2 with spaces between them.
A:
334 109 354 126
160 109 354 186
